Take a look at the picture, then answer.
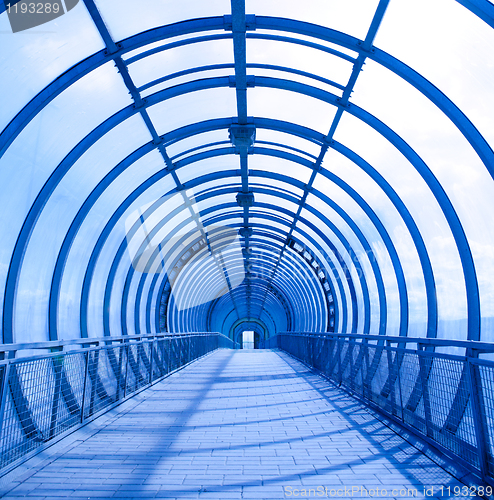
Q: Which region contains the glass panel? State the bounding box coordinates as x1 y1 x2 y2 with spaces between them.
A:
249 87 337 134
58 150 166 339
320 147 428 338
246 0 380 40
292 228 347 333
304 196 381 335
125 270 140 335
249 155 312 184
247 38 352 89
250 216 290 236
351 60 494 340
166 130 229 159
297 213 361 331
177 155 237 185
254 192 300 217
334 113 467 339
313 172 401 335
194 193 236 216
375 0 494 148
250 177 304 200
147 87 237 136
14 115 151 342
94 0 231 42
0 2 104 130
254 128 321 158
0 62 134 333
128 39 233 89
86 174 178 338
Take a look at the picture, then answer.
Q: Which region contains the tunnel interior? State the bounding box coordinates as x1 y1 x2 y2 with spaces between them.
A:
1 0 494 347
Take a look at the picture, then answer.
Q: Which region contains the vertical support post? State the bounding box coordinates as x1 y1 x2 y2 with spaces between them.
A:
123 343 129 398
80 351 90 423
466 352 489 480
385 341 397 416
0 362 12 438
337 337 343 386
349 338 355 392
88 350 98 417
396 351 405 422
362 338 370 400
417 346 433 438
49 355 63 439
149 340 154 384
115 342 124 401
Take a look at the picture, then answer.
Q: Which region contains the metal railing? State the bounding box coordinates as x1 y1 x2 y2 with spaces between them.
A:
0 332 237 473
272 332 494 486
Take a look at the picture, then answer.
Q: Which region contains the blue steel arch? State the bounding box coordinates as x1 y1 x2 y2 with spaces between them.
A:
86 180 348 340
150 234 326 337
1 0 492 27
71 76 480 341
111 161 388 338
112 192 330 335
153 215 351 336
124 193 344 336
44 115 430 342
0 11 489 342
45 116 429 342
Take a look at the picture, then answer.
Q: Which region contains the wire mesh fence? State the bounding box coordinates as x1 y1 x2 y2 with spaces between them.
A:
0 332 236 472
275 332 494 485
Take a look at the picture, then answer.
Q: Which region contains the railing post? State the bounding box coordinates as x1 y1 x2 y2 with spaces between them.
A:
385 341 397 416
115 342 124 401
49 354 63 439
149 340 154 384
123 343 129 398
417 346 433 438
466 352 489 481
0 362 12 440
80 351 90 423
337 337 343 386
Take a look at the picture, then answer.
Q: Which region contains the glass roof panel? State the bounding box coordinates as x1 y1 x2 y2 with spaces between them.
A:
300 208 364 332
375 0 494 147
58 150 166 340
13 115 151 342
128 39 234 89
247 38 353 89
321 148 428 338
166 130 230 159
334 113 468 337
177 155 237 185
254 129 321 157
93 0 231 42
305 194 383 335
312 174 400 335
0 2 104 130
249 155 312 184
352 60 494 334
246 0 380 40
147 87 237 135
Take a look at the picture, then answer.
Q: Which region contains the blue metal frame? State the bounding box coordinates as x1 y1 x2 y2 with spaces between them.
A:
1 11 490 343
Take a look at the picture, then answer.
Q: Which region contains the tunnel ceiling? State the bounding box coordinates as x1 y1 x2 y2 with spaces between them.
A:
1 0 494 343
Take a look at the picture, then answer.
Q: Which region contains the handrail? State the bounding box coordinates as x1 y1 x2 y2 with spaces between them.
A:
273 332 494 486
270 332 494 353
0 332 237 475
0 332 238 356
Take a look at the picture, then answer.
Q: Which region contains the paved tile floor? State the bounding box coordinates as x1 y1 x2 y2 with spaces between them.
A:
0 350 470 499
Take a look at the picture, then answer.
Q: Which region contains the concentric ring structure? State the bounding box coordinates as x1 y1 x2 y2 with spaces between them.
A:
1 0 494 346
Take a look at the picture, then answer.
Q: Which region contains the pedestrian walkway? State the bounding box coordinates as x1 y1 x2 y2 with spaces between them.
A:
0 350 469 499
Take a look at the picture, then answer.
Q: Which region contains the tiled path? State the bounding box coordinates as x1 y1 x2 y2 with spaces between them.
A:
0 350 469 499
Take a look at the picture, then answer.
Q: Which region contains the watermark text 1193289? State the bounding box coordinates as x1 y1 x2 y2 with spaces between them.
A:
5 0 79 33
